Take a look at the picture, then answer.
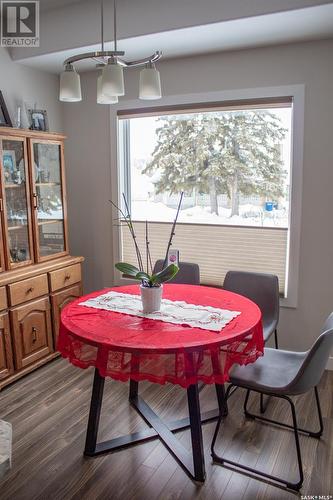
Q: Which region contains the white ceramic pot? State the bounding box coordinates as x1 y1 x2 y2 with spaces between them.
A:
140 284 163 313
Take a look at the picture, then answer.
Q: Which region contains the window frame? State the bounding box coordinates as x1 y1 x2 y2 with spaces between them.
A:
110 85 304 308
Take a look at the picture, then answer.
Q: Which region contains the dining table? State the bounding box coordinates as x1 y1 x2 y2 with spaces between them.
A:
58 283 264 482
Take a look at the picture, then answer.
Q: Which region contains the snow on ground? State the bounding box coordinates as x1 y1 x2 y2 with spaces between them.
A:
131 201 177 221
131 167 155 199
131 201 288 228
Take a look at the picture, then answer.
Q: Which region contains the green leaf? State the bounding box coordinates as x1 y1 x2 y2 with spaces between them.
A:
115 262 140 277
135 271 151 281
151 264 179 285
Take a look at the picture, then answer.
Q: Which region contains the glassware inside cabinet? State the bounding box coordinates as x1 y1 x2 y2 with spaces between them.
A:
2 139 32 266
33 142 66 258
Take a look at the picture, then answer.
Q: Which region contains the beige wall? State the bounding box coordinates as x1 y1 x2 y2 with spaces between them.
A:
63 39 333 356
0 48 63 132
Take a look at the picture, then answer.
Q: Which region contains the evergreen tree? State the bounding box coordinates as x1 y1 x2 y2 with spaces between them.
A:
143 110 287 216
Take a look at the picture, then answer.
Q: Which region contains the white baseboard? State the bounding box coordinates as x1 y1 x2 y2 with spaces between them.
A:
327 357 333 370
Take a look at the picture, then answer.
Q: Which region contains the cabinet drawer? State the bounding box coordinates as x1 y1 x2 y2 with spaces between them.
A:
49 264 81 292
0 287 7 310
8 274 49 306
11 297 53 369
51 283 82 345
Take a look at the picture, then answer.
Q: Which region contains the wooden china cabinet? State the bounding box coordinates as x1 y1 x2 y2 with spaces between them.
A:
0 128 83 389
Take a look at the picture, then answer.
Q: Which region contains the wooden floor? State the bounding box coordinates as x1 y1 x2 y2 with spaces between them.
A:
0 358 332 500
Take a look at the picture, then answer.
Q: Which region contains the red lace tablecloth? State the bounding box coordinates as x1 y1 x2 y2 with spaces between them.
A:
58 284 264 388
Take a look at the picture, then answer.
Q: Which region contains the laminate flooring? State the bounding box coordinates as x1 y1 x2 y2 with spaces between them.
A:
0 358 332 500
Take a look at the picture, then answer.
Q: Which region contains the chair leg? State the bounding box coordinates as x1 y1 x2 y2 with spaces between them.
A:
245 388 270 418
213 383 237 418
309 386 324 438
210 386 234 459
212 391 304 491
215 384 228 417
259 329 279 414
216 383 239 404
198 382 205 393
227 385 239 400
242 389 269 415
245 387 324 438
274 328 279 349
286 395 304 490
259 392 273 414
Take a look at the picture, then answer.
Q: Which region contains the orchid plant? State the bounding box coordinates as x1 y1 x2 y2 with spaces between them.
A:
115 262 179 288
112 193 184 288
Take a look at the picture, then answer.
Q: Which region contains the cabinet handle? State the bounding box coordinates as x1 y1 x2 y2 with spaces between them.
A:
64 274 71 281
32 327 37 343
0 198 3 212
32 193 39 209
26 287 34 294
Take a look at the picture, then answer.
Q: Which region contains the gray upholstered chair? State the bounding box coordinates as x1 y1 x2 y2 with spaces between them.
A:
223 271 280 413
153 260 200 285
223 270 280 348
211 312 333 491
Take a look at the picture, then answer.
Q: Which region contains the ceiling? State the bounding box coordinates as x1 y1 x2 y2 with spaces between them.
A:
16 3 333 73
40 0 84 12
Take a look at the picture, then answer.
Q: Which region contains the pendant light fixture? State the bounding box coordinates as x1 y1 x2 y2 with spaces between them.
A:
101 58 124 97
59 0 162 104
59 64 82 102
139 62 162 100
96 64 118 104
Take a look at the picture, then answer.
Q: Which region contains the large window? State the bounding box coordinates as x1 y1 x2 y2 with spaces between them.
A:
118 99 293 295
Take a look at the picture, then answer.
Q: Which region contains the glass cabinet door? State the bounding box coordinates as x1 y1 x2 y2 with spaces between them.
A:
0 138 33 269
30 141 68 261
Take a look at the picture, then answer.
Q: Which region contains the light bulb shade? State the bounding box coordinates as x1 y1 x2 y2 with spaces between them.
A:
101 62 124 96
139 67 161 100
97 75 119 104
59 66 82 102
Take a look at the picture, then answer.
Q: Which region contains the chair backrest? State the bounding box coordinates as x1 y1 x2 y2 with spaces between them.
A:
288 312 333 394
223 271 279 333
153 260 200 285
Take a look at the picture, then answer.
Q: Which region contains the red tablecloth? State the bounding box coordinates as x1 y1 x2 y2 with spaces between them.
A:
58 284 264 388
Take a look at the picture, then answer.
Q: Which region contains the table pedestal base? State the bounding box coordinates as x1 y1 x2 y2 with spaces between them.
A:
83 369 227 482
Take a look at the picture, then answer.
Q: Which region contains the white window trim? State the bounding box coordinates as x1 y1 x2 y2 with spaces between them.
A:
110 84 304 308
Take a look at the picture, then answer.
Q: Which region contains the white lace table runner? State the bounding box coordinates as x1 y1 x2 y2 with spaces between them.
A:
79 291 241 332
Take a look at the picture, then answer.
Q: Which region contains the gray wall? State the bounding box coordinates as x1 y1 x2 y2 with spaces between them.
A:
63 39 333 357
0 48 63 132
63 88 113 293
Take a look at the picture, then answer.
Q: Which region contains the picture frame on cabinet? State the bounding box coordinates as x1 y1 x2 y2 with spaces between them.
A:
0 92 12 127
28 108 49 131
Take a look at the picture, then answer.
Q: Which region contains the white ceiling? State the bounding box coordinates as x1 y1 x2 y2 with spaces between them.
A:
17 3 333 73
